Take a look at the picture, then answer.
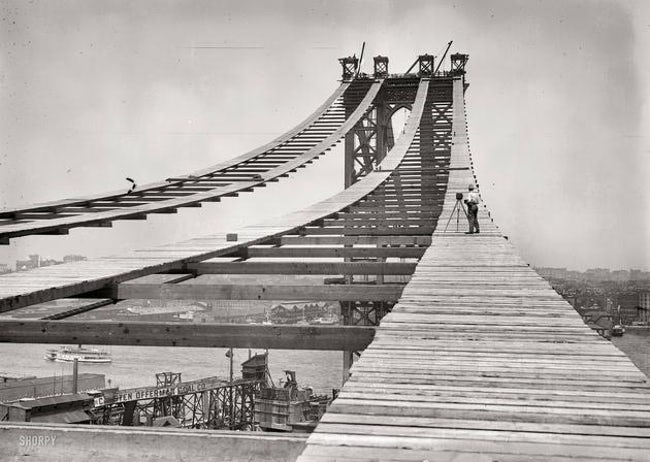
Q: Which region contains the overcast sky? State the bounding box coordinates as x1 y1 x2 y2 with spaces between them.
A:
1 0 649 270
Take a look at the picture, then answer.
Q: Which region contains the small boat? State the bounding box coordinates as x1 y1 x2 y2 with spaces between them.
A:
44 345 112 363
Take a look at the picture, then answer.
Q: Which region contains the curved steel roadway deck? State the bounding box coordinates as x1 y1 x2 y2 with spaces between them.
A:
0 79 381 242
0 80 430 313
296 78 650 461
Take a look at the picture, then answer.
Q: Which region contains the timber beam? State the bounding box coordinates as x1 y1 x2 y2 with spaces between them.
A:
116 282 404 301
41 299 114 320
347 205 439 213
0 320 375 351
185 261 418 275
278 235 432 246
237 247 425 259
335 212 437 220
0 424 308 462
301 226 436 235
322 219 434 228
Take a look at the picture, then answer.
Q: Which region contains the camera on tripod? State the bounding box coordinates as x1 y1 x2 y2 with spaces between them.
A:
444 191 469 232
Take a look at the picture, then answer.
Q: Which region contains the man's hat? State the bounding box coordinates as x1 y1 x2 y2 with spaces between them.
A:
468 184 475 190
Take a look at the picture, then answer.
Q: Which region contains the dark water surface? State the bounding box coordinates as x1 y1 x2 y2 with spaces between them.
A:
611 328 650 378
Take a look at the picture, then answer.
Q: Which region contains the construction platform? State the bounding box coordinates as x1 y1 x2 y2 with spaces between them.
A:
0 55 648 461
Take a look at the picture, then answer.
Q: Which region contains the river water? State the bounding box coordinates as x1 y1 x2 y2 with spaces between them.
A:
611 328 650 378
0 344 343 395
1 329 647 396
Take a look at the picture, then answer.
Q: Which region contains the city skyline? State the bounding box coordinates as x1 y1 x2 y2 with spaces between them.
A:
2 251 649 279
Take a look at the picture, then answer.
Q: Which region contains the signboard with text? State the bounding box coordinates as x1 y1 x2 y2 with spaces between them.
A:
102 376 227 404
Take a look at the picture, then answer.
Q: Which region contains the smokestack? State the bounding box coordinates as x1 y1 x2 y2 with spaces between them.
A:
72 358 79 394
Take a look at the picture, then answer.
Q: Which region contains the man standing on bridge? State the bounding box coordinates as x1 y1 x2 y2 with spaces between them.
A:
464 184 480 234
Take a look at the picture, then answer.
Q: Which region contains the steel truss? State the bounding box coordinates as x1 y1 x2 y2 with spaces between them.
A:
93 380 262 430
344 79 421 187
341 301 394 327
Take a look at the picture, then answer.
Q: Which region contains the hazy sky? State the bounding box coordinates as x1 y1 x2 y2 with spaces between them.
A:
1 0 649 270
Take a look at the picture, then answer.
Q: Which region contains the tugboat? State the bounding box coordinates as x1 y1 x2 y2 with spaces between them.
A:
44 345 112 363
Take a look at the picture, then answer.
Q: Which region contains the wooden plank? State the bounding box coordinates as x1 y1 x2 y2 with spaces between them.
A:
0 423 307 462
41 298 114 320
323 219 434 228
302 227 435 236
0 298 112 321
116 282 404 302
326 398 650 428
186 261 418 275
337 389 650 409
241 247 425 259
314 423 650 449
338 384 650 405
279 235 432 246
0 320 374 350
299 446 632 462
320 413 650 438
119 273 195 285
305 433 650 460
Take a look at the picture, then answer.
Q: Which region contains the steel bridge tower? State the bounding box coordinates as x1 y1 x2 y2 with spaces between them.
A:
338 53 466 377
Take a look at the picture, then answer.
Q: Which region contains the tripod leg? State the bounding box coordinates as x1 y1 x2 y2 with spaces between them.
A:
461 202 468 232
444 200 459 232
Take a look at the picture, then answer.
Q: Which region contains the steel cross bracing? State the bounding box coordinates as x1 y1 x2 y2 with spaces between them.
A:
93 379 262 430
0 79 382 244
344 77 425 186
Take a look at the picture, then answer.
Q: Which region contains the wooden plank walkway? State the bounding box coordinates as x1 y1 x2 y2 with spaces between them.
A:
296 78 650 461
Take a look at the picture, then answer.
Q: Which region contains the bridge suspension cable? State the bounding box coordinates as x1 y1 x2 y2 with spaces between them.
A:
0 79 382 244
